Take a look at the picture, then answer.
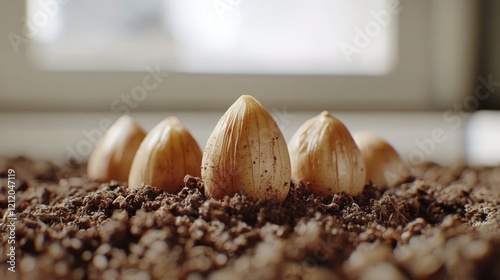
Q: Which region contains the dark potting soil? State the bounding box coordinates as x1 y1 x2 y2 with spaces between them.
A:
0 157 499 280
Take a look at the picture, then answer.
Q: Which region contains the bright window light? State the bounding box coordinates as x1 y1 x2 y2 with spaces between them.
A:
28 0 399 74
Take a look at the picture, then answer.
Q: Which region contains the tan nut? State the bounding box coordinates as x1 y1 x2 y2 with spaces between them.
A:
353 131 410 188
289 111 366 196
128 116 202 191
87 115 146 182
202 95 291 203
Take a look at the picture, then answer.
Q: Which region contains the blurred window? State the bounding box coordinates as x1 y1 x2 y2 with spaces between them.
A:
28 0 398 74
0 0 479 112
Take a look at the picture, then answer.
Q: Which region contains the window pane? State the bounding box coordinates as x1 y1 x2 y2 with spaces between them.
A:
28 0 398 74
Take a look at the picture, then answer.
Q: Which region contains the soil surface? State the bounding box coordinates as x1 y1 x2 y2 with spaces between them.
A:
0 157 499 280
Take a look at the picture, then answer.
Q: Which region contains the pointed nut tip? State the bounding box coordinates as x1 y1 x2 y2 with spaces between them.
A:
318 111 335 122
353 131 397 153
162 116 182 127
118 114 132 120
237 95 258 104
114 115 134 126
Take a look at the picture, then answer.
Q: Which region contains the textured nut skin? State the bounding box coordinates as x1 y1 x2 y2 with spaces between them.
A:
202 95 291 203
353 131 410 188
288 111 366 196
87 115 146 182
128 117 202 191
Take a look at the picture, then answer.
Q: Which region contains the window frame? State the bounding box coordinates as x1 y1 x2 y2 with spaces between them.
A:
0 0 480 112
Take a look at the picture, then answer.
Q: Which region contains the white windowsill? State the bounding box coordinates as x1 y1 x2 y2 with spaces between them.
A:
0 111 472 166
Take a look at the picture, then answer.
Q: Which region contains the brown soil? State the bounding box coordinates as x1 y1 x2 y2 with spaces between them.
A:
0 157 499 280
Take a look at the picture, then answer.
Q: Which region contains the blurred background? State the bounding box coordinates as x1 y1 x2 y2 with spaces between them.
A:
0 0 499 166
